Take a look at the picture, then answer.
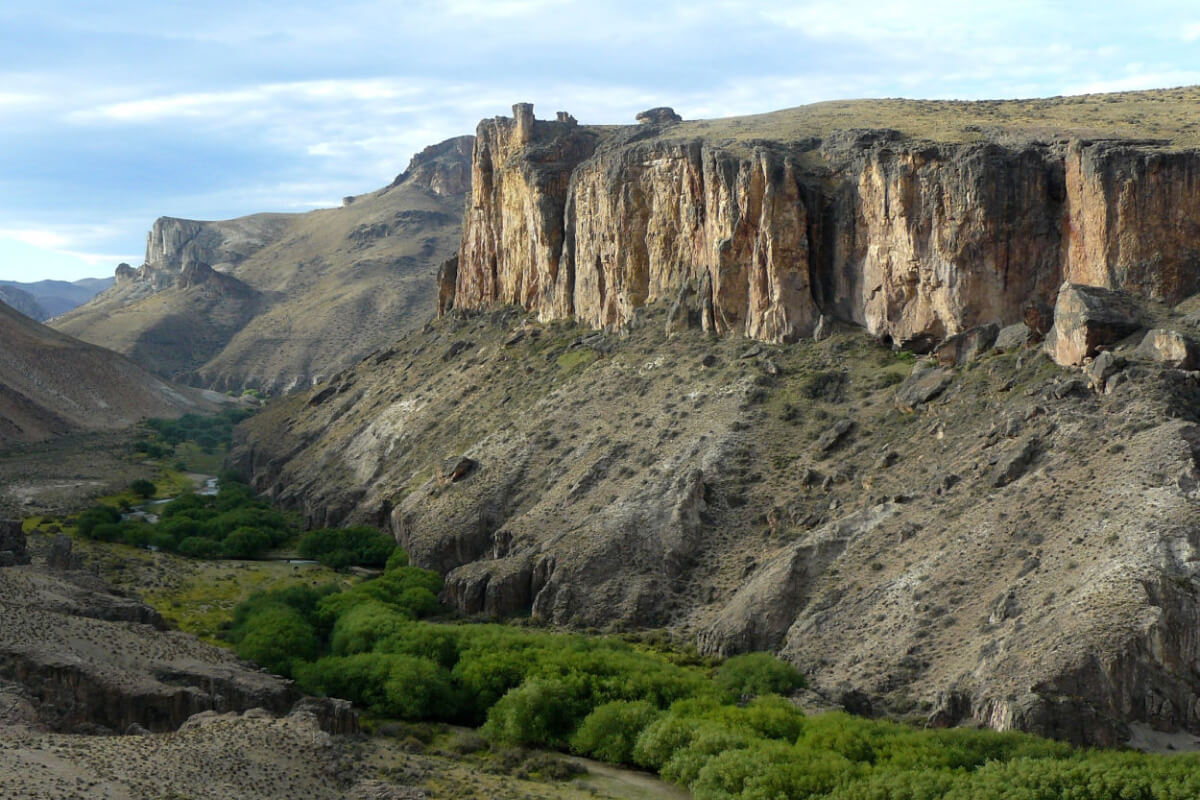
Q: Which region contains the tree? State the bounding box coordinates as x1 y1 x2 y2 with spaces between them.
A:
130 479 157 499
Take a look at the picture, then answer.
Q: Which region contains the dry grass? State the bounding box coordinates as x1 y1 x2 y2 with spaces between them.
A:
652 85 1200 150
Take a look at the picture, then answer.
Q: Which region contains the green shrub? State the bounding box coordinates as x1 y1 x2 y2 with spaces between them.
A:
715 652 805 699
693 742 858 800
385 547 410 571
329 601 414 655
75 505 121 538
482 678 584 748
571 700 661 764
298 526 395 569
177 536 222 559
234 603 319 677
297 653 453 719
130 479 157 499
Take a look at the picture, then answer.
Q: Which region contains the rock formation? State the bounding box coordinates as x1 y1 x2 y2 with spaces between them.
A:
450 105 1200 352
0 521 30 566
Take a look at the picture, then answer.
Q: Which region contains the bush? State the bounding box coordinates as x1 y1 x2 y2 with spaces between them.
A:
234 603 319 677
75 505 121 538
297 653 453 719
220 526 274 559
571 700 661 764
298 526 396 569
177 536 222 559
482 678 584 748
715 652 805 700
130 479 157 499
385 547 411 571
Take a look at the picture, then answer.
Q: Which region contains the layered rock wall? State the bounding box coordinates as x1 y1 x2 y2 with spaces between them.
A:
452 106 1200 344
1064 140 1200 303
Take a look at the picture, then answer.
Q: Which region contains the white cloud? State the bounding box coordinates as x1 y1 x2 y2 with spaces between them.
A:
1183 22 1200 42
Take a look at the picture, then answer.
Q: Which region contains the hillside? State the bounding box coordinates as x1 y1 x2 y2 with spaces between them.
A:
54 136 472 393
0 301 221 444
0 285 47 320
237 295 1200 747
0 277 114 319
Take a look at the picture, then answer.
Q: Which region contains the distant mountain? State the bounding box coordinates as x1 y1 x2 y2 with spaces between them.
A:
0 301 223 444
0 276 115 319
0 285 48 321
54 136 473 394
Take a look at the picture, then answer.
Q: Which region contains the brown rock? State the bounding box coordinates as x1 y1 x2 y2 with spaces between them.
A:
1044 283 1142 366
454 108 1073 347
439 457 477 483
1064 140 1200 304
1135 328 1200 369
436 255 458 317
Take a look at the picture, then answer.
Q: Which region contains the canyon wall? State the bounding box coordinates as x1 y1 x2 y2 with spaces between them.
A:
451 106 1200 343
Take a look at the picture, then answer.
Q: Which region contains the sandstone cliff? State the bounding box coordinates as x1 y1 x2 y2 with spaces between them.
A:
54 136 472 392
450 103 1200 349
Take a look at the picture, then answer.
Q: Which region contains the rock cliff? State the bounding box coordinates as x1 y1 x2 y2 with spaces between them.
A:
450 104 1200 349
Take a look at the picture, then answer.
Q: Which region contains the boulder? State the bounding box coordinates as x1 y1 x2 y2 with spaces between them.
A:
439 456 478 483
635 107 682 125
815 420 855 454
995 322 1034 352
933 324 1000 366
1044 283 1142 366
1134 328 1200 369
114 262 137 285
894 367 953 412
991 437 1040 488
0 520 29 566
47 534 84 571
1083 350 1126 392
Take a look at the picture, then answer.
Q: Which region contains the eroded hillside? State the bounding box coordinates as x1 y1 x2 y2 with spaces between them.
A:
54 137 472 393
236 294 1200 746
0 302 222 445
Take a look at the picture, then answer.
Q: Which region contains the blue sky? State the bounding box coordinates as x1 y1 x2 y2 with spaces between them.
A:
2 1 1199 282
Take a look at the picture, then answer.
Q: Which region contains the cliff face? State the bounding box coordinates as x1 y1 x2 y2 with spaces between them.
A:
451 106 1200 346
1064 140 1200 303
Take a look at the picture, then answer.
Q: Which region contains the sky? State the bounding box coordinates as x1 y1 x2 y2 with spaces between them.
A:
2 1 1199 282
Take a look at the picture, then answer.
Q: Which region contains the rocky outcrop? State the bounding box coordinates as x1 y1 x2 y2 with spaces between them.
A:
1064 141 1200 304
453 105 1200 351
636 107 682 124
456 105 601 313
390 135 474 197
1044 282 1143 366
1135 328 1200 369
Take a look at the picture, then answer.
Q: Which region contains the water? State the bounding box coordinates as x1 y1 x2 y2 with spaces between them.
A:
121 474 219 525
